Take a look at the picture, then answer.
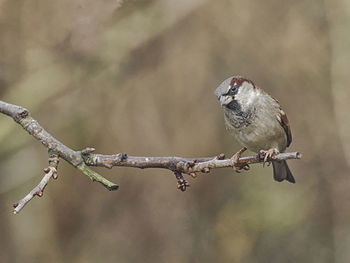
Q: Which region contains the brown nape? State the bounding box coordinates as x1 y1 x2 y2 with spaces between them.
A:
230 76 257 88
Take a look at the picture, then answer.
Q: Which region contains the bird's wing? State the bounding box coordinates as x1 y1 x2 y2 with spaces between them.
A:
278 108 292 147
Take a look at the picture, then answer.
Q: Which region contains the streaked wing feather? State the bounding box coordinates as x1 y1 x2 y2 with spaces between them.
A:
279 109 292 147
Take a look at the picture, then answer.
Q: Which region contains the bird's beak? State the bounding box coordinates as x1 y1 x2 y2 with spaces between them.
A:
219 95 233 106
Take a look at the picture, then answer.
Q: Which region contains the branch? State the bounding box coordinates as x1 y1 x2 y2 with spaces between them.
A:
82 151 301 173
0 101 118 189
82 150 301 190
0 100 302 213
13 166 57 214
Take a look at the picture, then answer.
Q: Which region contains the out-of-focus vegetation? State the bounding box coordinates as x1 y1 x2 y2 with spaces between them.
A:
0 0 349 262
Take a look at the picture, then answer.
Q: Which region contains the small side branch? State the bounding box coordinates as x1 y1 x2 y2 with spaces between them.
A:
13 166 57 214
12 151 59 214
77 163 118 191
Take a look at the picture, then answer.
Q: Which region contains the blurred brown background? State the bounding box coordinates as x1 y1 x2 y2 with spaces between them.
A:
1 0 350 262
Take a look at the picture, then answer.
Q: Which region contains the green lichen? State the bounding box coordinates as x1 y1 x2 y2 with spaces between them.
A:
77 163 118 191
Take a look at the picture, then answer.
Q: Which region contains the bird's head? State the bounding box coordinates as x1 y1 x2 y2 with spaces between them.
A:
214 76 259 112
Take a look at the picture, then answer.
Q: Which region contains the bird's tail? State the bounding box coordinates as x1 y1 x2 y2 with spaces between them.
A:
272 160 295 183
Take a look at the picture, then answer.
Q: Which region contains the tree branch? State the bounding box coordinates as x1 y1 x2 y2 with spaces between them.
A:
13 166 57 214
82 151 301 173
0 100 302 213
12 151 59 214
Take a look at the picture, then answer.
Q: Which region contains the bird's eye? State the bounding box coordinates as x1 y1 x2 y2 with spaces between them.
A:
230 86 238 94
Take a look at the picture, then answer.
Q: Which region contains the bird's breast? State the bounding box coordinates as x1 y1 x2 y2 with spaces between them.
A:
224 108 287 153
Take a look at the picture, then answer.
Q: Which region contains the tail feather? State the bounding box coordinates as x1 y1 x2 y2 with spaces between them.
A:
272 160 295 183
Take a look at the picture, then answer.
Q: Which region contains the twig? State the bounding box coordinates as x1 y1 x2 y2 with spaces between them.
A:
12 151 60 214
0 100 302 213
12 166 57 214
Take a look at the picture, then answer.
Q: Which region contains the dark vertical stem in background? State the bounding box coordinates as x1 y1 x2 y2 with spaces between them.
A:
0 0 24 95
0 0 24 260
310 1 335 262
324 0 350 261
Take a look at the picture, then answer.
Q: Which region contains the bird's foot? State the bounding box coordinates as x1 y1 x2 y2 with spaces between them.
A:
259 148 279 167
231 147 250 173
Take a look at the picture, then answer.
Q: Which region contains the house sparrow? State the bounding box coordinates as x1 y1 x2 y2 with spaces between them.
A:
214 76 295 183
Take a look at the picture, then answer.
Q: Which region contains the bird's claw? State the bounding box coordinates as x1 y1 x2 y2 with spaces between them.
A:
259 148 279 167
231 147 249 173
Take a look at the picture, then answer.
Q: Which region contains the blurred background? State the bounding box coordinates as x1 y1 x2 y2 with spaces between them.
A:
0 0 349 262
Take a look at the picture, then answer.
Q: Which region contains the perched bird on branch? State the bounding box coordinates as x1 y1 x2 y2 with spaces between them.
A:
214 76 295 183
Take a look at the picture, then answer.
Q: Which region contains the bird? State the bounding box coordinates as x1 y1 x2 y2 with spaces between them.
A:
214 76 295 183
